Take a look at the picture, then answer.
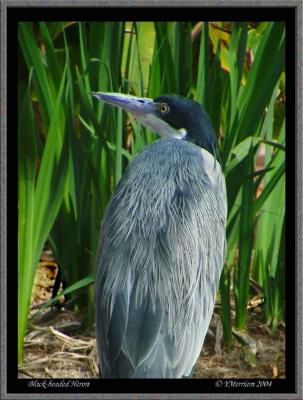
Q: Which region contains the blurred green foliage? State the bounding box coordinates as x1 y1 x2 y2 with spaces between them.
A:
18 21 285 363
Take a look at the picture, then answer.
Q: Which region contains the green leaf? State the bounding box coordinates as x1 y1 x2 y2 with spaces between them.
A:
225 136 261 175
235 144 255 329
237 22 285 143
19 22 54 129
196 22 209 106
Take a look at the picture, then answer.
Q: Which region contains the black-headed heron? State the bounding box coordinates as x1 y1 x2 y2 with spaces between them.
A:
92 92 227 378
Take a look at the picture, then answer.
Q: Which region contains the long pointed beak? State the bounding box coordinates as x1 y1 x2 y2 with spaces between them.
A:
91 92 183 140
91 92 156 117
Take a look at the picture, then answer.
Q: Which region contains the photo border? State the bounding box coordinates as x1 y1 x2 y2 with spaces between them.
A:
1 1 302 399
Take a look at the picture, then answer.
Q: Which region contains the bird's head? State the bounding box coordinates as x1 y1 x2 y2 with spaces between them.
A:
91 92 217 156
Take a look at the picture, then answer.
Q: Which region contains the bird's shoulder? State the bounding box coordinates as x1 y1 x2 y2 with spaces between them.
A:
125 138 219 178
122 138 225 203
139 137 205 163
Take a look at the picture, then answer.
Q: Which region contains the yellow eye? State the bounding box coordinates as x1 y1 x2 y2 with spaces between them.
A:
159 103 169 114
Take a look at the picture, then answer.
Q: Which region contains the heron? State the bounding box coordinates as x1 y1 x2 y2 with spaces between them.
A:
92 92 227 378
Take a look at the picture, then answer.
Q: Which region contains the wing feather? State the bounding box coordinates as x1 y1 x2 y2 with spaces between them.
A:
123 293 164 368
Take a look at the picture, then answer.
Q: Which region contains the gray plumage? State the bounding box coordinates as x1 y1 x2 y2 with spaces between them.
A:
94 137 226 378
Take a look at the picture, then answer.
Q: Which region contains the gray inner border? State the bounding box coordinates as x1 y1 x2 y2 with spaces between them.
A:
1 1 302 399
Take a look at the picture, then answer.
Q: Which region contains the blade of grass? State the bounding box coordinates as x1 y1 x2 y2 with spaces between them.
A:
219 265 232 346
196 22 209 106
19 22 54 129
237 22 285 143
18 65 68 363
235 143 255 329
18 84 38 363
29 275 95 322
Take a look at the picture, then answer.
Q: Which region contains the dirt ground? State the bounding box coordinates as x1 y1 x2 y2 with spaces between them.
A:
18 257 285 380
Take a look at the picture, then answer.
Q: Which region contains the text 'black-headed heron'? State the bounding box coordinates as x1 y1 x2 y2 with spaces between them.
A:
92 92 227 378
